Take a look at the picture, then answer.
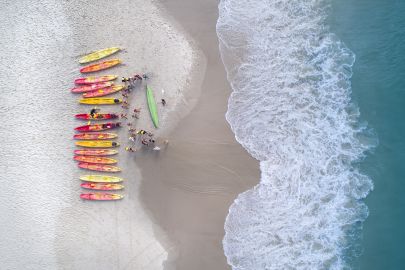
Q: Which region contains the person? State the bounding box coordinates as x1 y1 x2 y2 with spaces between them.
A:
137 129 147 135
141 138 149 146
122 92 129 98
90 107 99 117
125 146 136 152
114 99 120 104
112 142 118 147
128 127 136 132
132 113 139 119
127 122 132 127
133 74 143 80
120 113 127 119
133 108 141 113
161 99 166 106
129 136 135 142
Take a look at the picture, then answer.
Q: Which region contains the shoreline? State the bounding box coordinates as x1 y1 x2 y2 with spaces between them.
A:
137 0 260 269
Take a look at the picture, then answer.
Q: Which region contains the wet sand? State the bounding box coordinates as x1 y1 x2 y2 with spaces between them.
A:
138 0 260 269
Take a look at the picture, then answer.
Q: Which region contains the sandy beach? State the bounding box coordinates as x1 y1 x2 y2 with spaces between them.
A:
0 0 258 269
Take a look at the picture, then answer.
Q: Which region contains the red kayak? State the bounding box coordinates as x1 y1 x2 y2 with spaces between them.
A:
74 149 118 156
74 122 121 132
75 113 118 120
71 82 114 93
75 75 118 85
78 162 121 172
80 193 123 201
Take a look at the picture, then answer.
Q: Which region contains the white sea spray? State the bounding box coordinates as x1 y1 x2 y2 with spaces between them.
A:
216 0 375 269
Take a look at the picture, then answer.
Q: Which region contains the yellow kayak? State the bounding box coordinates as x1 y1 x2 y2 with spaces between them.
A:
79 47 121 64
79 98 122 105
75 140 119 148
80 175 123 183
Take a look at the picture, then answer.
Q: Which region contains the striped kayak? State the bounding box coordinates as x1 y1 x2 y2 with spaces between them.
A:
146 85 159 128
82 85 125 98
80 59 121 73
80 175 123 183
78 162 121 172
75 113 119 120
71 82 114 93
79 47 121 64
74 133 117 140
80 182 124 190
74 122 121 132
75 140 119 148
80 193 124 201
74 149 118 156
74 155 117 164
75 75 118 85
79 98 122 105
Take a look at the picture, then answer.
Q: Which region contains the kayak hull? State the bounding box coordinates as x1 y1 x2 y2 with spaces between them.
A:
79 47 121 64
75 75 118 85
78 162 121 172
71 82 113 93
74 156 117 164
80 193 123 201
74 133 118 140
146 86 159 128
82 85 124 98
74 149 118 156
80 59 121 73
80 175 123 183
75 113 118 120
75 140 119 148
79 98 122 105
74 122 121 132
80 183 124 190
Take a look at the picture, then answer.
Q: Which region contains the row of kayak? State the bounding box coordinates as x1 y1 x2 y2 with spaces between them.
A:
75 47 125 201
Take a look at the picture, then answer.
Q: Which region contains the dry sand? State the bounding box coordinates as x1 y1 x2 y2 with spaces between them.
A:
0 0 205 269
137 0 260 269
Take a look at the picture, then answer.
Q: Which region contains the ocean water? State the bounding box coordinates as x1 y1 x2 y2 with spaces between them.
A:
214 0 396 269
329 0 405 269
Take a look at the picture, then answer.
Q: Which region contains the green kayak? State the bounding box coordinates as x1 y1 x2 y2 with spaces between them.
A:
146 85 159 128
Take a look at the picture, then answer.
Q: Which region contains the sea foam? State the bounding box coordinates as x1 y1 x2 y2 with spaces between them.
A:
216 0 375 269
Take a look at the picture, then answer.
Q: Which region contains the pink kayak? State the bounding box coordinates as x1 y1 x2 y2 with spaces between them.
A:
80 193 123 201
75 75 118 85
74 149 118 156
82 85 125 98
71 82 114 93
74 122 121 132
80 183 124 191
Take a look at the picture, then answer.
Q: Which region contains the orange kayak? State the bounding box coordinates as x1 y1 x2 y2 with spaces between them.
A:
78 162 121 172
74 149 118 156
71 82 114 93
80 193 123 201
80 183 124 191
80 59 121 73
73 133 118 140
75 75 118 85
82 85 125 98
74 156 117 164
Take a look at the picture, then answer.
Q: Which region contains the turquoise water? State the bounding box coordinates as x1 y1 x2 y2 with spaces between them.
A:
330 0 405 269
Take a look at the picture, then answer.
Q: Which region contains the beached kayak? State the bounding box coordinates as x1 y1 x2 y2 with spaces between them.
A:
79 47 121 64
74 149 118 156
75 113 119 120
75 140 119 148
82 85 125 98
78 162 121 172
80 193 123 201
74 156 117 164
79 98 122 105
80 175 123 183
71 82 114 93
75 122 121 132
146 85 159 128
80 182 124 190
75 75 118 85
74 133 117 140
80 59 121 73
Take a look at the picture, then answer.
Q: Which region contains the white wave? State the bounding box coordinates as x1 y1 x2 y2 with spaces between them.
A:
216 0 375 269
